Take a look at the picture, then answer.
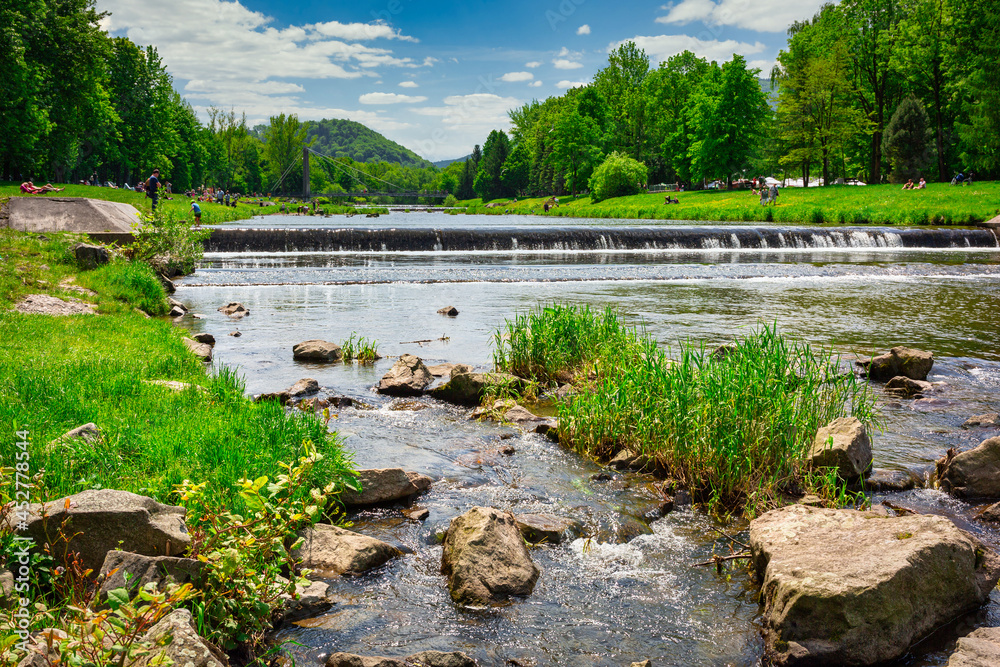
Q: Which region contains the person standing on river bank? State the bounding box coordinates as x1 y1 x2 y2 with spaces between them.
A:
147 169 161 212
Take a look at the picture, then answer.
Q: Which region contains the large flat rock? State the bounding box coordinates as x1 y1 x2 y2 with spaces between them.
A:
5 197 140 240
750 504 1000 666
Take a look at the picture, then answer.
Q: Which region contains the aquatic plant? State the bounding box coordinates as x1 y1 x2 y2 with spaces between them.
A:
340 332 381 362
493 305 880 516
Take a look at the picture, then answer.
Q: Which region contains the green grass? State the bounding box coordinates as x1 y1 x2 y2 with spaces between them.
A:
340 332 381 363
461 181 1000 225
76 259 169 315
0 228 86 309
493 305 880 517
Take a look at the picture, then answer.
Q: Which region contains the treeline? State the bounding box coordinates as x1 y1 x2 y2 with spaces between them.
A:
461 0 999 200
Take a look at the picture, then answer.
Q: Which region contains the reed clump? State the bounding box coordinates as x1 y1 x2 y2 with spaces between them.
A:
493 305 879 516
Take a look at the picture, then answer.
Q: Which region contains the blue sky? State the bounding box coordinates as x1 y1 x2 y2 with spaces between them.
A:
96 0 829 161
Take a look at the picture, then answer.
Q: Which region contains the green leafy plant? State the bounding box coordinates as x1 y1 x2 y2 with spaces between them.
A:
340 333 381 363
127 208 211 276
588 152 648 203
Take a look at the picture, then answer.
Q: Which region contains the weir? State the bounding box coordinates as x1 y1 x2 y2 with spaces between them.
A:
205 226 1000 253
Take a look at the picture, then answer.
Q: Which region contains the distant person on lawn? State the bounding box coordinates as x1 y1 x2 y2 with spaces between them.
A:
146 169 161 211
190 201 202 227
20 181 63 194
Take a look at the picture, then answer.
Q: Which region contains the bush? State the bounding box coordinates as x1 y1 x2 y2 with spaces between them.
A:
443 194 458 207
588 152 648 203
128 208 211 275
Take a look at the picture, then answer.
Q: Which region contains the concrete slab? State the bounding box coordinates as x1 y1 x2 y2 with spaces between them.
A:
4 197 141 243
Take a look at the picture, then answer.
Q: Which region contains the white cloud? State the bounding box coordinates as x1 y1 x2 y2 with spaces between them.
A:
305 19 418 42
611 34 766 65
656 0 829 33
577 24 591 35
556 80 588 89
529 80 543 87
398 81 419 88
553 59 584 70
406 93 521 158
525 61 542 68
359 92 429 104
500 71 535 83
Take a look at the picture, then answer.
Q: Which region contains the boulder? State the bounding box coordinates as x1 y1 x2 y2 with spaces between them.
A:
883 375 933 398
946 627 1000 666
169 305 186 318
182 337 212 362
515 514 583 545
426 362 474 378
630 662 653 667
430 372 528 406
98 550 204 597
750 504 1000 666
441 506 540 606
158 275 176 294
134 609 226 667
937 437 1000 497
865 468 923 492
594 512 653 544
975 502 1000 523
287 377 320 398
293 339 343 362
47 423 102 451
325 651 475 667
437 305 460 316
1 568 13 599
9 490 190 573
858 346 934 382
377 354 433 396
278 578 337 624
167 297 187 312
406 652 476 667
402 507 430 521
254 391 291 405
293 524 401 577
218 302 249 317
805 417 872 482
192 332 215 346
963 413 1000 429
73 243 110 270
340 468 432 506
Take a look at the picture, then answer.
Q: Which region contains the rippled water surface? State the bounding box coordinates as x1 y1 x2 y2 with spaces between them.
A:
175 213 1000 666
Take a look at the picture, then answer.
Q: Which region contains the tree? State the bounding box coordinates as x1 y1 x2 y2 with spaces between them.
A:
0 0 50 179
262 113 310 194
950 0 1000 175
473 130 511 200
501 141 531 196
549 109 603 196
588 152 647 202
593 42 651 162
882 95 931 182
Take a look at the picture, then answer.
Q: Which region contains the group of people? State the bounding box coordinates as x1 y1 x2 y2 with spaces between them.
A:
901 178 927 190
754 183 780 205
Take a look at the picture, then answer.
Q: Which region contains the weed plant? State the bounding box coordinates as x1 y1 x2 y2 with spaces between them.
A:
493 306 880 516
340 332 381 362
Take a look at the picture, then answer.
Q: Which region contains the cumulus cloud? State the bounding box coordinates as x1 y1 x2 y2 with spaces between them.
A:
529 80 543 87
577 24 591 35
556 80 588 89
611 34 767 65
359 92 429 104
305 19 418 42
553 59 584 70
656 0 829 33
398 81 419 88
525 61 542 68
500 71 535 82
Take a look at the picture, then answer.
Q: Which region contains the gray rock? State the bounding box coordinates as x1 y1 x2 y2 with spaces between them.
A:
73 243 110 270
947 626 1000 666
192 332 215 346
15 293 95 315
182 337 212 362
866 468 923 492
858 346 934 382
407 652 476 667
402 507 430 521
218 302 249 317
47 423 102 452
287 377 320 398
169 305 186 318
254 391 291 405
750 504 1000 666
938 437 1000 498
426 362 475 378
8 489 190 573
806 417 873 482
595 512 653 544
437 305 459 316
430 372 526 406
167 297 187 312
963 413 1000 429
515 514 583 545
99 550 204 597
442 506 540 606
134 609 225 667
884 375 933 397
279 578 336 624
293 339 343 362
377 354 433 396
293 524 401 577
975 501 1000 523
340 468 432 506
158 275 176 294
1 568 12 599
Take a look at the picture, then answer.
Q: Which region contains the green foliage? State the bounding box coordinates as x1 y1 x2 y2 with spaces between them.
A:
882 95 931 183
340 333 381 363
263 113 312 194
304 118 431 168
588 152 648 203
128 208 211 275
494 306 881 516
443 193 458 207
76 258 168 315
474 130 512 201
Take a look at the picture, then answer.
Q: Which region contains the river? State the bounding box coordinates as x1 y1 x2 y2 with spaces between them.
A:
175 213 1000 666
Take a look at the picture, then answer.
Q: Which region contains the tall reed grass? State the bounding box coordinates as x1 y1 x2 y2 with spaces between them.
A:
493 305 879 516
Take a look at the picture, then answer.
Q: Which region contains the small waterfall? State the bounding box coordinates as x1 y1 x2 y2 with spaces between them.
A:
204 226 1000 253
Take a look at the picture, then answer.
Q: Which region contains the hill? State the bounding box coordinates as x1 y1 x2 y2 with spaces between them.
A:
305 118 432 168
434 154 472 169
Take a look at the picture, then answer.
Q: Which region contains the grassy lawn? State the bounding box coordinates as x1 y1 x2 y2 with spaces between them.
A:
461 181 1000 225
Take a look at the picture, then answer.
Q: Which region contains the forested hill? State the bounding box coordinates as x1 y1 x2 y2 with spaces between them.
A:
305 119 432 168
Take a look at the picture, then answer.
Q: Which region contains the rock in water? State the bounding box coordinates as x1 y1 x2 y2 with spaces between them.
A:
750 504 1000 666
10 489 191 573
515 514 583 544
858 346 933 382
293 339 343 362
441 506 540 606
377 354 433 396
946 626 1000 666
937 437 1000 498
430 371 528 406
962 413 1000 429
325 651 476 667
805 417 872 482
218 302 249 317
293 524 401 577
182 337 212 362
437 305 459 316
884 375 932 397
192 332 215 346
286 377 320 398
339 468 432 506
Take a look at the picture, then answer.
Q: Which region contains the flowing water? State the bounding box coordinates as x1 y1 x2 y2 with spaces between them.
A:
176 214 1000 666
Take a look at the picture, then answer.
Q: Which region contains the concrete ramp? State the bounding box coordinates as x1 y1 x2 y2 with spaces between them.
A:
4 197 140 243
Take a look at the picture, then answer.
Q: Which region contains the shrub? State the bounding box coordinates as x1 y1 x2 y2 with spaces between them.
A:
443 194 458 207
882 95 931 184
588 152 648 203
128 208 211 275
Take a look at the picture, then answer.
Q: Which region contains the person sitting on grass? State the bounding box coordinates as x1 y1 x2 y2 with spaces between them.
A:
20 181 64 194
916 177 926 189
902 179 914 190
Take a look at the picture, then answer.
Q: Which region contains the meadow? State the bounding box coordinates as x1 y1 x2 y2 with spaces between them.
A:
463 181 1000 226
